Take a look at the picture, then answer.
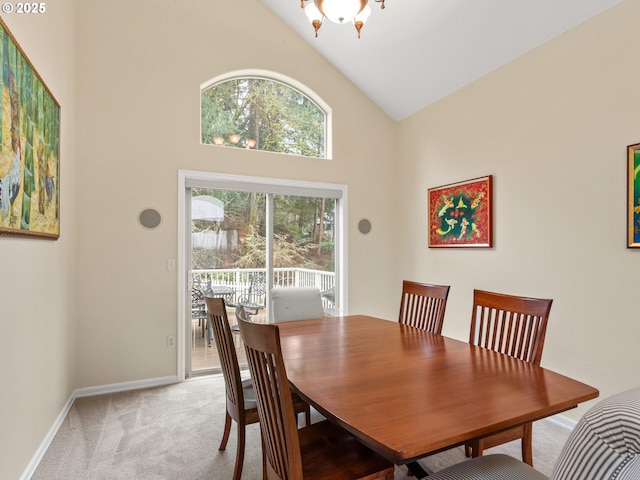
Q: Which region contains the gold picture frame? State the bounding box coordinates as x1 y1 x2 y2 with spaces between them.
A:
628 143 640 248
428 175 493 248
0 18 60 239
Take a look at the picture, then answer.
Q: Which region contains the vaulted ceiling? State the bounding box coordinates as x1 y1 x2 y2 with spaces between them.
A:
261 0 622 121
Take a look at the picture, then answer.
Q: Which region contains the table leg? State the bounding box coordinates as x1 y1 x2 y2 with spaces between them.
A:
406 460 431 478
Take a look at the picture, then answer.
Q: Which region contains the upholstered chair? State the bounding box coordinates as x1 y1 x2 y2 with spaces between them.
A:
426 386 640 480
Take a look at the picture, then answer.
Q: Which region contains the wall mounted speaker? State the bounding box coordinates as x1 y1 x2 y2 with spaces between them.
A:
139 208 162 229
358 218 372 235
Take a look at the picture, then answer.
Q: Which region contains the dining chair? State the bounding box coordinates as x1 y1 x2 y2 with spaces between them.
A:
237 316 396 480
204 296 310 480
466 289 553 466
270 287 325 323
426 386 640 480
398 280 450 334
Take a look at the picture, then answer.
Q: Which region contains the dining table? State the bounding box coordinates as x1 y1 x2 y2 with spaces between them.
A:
275 315 599 478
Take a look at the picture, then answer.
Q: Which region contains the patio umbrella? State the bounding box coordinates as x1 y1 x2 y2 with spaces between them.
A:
191 195 224 221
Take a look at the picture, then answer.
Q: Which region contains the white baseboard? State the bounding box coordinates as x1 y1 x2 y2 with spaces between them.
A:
74 375 179 398
19 391 76 480
20 375 179 480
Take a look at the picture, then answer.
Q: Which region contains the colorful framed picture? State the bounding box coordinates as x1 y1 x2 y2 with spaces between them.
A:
428 175 493 248
628 143 640 248
0 18 60 239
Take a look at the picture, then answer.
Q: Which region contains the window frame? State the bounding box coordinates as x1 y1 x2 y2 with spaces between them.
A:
200 69 333 160
177 170 348 379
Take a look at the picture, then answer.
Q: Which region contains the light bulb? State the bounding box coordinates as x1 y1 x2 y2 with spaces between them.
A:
304 2 323 23
354 4 371 24
305 1 323 36
353 4 371 38
317 0 365 24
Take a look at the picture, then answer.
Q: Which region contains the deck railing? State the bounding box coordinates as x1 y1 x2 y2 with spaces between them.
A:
192 267 335 309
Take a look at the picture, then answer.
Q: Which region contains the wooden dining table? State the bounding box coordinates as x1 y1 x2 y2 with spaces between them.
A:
276 315 599 476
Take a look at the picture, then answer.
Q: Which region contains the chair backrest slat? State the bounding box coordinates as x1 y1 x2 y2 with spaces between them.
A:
238 318 304 480
204 297 244 416
469 289 552 365
399 280 450 334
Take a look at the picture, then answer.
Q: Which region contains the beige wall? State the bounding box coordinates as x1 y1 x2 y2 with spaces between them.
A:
397 0 639 420
74 0 398 388
6 0 640 476
0 2 78 479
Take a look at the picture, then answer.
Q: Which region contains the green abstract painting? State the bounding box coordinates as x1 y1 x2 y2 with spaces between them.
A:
629 143 640 247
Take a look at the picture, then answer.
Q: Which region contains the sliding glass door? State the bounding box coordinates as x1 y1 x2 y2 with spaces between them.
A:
272 195 336 315
184 174 344 376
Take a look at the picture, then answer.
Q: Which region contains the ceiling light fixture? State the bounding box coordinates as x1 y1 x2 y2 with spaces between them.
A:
300 0 385 39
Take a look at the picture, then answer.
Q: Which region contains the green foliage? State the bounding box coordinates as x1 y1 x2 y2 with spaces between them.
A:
191 248 221 270
201 77 325 157
235 224 317 269
191 189 334 272
319 241 334 252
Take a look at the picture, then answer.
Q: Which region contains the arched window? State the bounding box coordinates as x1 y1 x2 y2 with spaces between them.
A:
201 70 330 159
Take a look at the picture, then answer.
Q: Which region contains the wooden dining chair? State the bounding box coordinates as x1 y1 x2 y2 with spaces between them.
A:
466 289 553 466
204 296 310 480
237 317 395 480
398 280 450 334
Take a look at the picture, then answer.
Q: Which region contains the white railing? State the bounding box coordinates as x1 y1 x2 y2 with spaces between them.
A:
192 267 335 309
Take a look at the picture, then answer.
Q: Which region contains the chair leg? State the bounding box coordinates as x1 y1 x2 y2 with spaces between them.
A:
522 422 533 466
304 404 311 426
260 431 267 480
232 420 246 480
219 411 232 451
470 439 484 458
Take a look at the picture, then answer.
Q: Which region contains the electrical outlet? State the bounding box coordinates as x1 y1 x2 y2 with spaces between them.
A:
167 336 176 348
167 259 175 271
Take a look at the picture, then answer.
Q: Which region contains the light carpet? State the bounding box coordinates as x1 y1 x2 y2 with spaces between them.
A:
32 374 570 479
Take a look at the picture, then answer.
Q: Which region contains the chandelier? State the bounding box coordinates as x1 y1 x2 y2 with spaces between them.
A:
300 0 386 39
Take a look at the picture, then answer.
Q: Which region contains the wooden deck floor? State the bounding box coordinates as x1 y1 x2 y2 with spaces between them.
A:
191 309 268 373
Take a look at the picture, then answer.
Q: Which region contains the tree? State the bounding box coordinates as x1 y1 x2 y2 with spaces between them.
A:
191 189 334 271
235 224 316 269
201 77 325 157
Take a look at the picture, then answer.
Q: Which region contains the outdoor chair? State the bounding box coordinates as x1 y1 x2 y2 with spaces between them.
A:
229 272 266 316
191 286 208 339
235 304 248 322
465 289 553 466
204 296 310 480
270 287 325 323
320 286 336 314
237 316 395 480
426 386 640 480
229 304 248 333
398 280 450 334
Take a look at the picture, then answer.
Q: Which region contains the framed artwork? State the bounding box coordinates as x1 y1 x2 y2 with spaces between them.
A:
628 143 640 248
428 175 493 248
0 18 60 239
